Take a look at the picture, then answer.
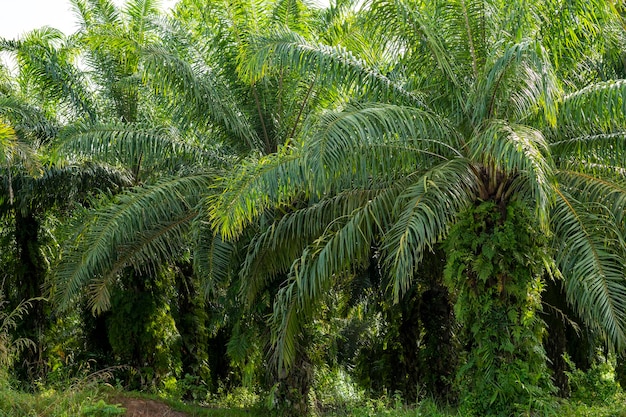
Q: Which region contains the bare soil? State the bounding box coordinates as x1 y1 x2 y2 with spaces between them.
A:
114 396 189 417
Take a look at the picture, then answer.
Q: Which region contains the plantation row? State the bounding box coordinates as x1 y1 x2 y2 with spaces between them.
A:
2 0 626 415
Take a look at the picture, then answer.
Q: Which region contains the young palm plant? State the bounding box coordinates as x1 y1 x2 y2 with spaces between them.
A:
212 0 626 414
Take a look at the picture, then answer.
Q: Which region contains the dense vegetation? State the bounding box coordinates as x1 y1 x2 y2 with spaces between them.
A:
2 0 626 415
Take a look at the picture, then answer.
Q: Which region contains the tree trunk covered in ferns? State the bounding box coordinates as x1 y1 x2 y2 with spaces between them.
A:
13 210 47 382
444 201 555 416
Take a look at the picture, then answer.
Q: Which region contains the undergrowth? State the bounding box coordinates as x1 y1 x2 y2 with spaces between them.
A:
1 357 626 417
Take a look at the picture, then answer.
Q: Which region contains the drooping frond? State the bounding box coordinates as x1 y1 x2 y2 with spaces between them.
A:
58 122 213 182
210 151 309 240
195 230 237 298
382 158 478 301
270 182 398 371
0 161 131 214
551 131 626 167
0 96 58 141
53 174 213 313
302 103 459 188
194 191 239 297
240 183 401 306
557 166 626 244
558 80 626 134
551 187 626 350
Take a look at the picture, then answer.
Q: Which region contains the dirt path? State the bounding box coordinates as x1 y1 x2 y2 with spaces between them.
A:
114 397 189 417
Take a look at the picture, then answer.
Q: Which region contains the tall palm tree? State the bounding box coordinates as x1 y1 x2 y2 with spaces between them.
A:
211 0 626 414
51 0 356 392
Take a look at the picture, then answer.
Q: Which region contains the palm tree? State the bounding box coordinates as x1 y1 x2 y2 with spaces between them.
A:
0 27 134 381
51 0 356 392
211 0 626 414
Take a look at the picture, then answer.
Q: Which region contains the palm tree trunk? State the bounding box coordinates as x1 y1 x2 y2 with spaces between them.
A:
444 201 555 415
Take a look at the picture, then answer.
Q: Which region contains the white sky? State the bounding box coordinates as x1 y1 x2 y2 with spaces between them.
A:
0 0 178 39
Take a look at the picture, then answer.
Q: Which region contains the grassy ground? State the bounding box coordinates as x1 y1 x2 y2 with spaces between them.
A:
1 382 626 416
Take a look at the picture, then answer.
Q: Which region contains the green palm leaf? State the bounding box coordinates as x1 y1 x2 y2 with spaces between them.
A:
54 174 213 313
382 159 477 301
551 188 626 349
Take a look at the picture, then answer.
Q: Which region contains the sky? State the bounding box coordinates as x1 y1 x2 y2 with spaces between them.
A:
0 0 178 39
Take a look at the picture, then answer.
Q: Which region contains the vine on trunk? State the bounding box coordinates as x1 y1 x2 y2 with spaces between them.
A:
444 200 556 416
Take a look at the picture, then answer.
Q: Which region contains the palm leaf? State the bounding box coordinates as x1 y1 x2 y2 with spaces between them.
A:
382 158 478 301
242 28 423 105
551 188 626 350
54 174 213 313
270 182 398 371
142 44 262 151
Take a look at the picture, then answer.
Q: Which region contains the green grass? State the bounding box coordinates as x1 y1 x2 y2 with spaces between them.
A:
2 383 626 417
0 384 104 417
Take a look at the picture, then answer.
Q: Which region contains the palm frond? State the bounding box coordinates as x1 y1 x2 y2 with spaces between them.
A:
557 167 626 238
0 96 58 141
472 40 558 125
58 121 213 181
302 103 460 187
210 151 309 240
142 44 262 151
1 30 97 120
242 28 423 105
240 184 399 306
124 0 161 37
270 182 398 371
551 131 626 167
193 216 238 298
551 188 626 350
53 174 213 313
382 158 477 301
366 0 461 89
558 80 626 134
0 161 131 214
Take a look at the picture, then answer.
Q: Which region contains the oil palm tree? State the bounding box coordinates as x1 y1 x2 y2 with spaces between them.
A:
211 0 626 414
52 0 372 323
50 0 356 391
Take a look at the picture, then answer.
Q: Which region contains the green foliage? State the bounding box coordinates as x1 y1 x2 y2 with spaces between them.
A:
0 385 113 417
106 270 182 388
566 355 620 405
213 386 261 409
444 201 556 416
81 399 125 416
310 366 365 413
0 292 38 378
